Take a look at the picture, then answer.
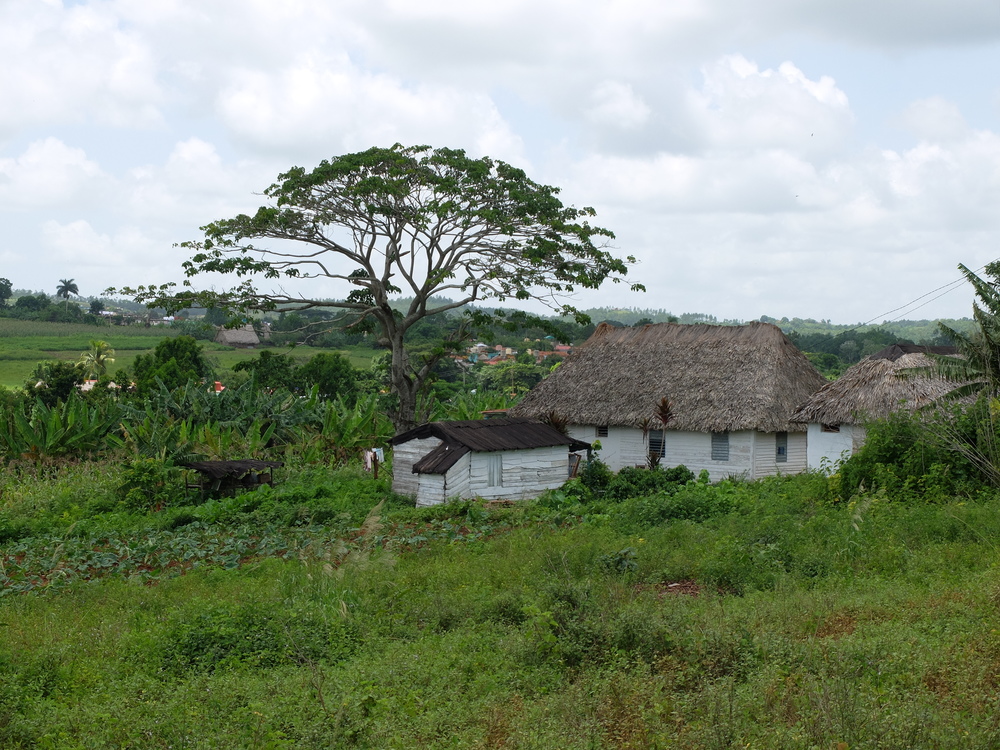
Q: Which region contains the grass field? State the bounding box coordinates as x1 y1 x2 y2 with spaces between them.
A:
5 466 1000 747
0 319 377 387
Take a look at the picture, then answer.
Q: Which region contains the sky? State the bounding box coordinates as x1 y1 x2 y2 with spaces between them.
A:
2 0 1000 325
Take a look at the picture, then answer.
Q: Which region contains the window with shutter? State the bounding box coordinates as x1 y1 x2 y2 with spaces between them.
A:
648 430 666 458
711 432 729 461
487 454 503 487
776 432 787 462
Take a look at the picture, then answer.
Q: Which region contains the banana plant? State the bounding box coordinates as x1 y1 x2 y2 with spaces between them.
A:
191 419 278 460
0 395 120 461
112 405 196 462
304 394 393 465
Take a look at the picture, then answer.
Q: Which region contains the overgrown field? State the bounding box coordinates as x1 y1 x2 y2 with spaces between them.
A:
4 463 1000 748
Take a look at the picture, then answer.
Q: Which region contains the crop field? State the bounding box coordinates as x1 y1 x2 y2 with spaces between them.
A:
0 319 376 386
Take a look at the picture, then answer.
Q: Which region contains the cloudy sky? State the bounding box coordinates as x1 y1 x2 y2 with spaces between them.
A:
3 0 1000 324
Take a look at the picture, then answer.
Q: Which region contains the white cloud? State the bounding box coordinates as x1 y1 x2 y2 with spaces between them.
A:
0 0 162 140
899 97 970 142
0 138 108 210
586 82 652 131
215 54 525 162
691 56 853 157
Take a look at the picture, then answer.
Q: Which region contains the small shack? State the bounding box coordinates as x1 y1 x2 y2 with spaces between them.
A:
390 418 590 507
180 459 283 498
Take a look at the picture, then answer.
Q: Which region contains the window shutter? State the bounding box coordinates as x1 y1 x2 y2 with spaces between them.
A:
648 430 666 458
711 432 729 461
487 454 503 487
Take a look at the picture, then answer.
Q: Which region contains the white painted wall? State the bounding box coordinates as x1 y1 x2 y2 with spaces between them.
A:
404 445 576 507
568 424 810 482
392 437 442 497
752 431 808 479
805 423 857 472
468 445 572 501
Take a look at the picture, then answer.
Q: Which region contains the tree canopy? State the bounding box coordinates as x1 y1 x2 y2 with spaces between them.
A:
117 144 642 432
56 278 79 301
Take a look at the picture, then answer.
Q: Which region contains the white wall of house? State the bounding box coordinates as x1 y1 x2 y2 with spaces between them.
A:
467 445 572 501
805 423 860 472
751 431 808 479
568 424 809 482
392 437 442 497
414 473 447 506
404 445 574 506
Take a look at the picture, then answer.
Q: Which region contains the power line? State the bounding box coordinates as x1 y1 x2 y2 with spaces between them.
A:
843 259 998 335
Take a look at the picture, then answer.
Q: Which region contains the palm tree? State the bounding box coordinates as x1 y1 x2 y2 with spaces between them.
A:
78 340 115 380
927 263 1000 400
56 278 79 309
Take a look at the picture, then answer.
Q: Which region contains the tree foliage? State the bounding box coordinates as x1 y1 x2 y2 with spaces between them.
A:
926 263 1000 400
116 144 641 432
132 336 212 394
56 278 79 306
78 340 116 380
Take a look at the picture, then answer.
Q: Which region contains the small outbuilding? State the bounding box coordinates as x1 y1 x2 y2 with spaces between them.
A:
790 344 960 470
390 418 590 507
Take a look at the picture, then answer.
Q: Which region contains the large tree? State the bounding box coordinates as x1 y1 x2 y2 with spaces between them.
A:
116 144 641 432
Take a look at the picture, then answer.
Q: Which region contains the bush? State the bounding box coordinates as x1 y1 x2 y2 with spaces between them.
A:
839 409 981 501
578 458 613 496
160 603 351 674
605 464 694 500
115 458 178 511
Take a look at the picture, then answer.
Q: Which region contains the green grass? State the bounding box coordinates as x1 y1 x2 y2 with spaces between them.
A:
0 317 378 387
5 466 1000 747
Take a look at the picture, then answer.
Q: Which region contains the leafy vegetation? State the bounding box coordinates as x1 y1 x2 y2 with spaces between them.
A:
5 461 1000 747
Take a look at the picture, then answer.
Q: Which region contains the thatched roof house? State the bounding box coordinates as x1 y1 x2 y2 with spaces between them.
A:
789 344 960 470
215 324 260 348
790 344 959 426
390 418 590 506
510 322 827 479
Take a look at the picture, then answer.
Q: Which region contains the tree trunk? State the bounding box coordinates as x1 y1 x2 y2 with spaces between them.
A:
388 331 418 435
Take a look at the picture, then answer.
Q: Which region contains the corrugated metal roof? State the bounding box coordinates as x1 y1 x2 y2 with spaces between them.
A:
392 418 590 475
412 443 471 474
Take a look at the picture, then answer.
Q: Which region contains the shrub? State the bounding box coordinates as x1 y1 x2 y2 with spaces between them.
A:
115 458 178 511
579 458 613 496
605 464 694 501
839 409 981 501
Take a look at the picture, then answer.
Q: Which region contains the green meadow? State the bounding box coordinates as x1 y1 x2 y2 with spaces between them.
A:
0 319 376 387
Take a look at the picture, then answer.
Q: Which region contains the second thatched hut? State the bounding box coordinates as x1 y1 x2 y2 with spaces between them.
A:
789 344 960 470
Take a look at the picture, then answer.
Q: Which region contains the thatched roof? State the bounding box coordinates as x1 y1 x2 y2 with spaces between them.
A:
509 322 826 433
215 325 260 347
789 345 961 426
